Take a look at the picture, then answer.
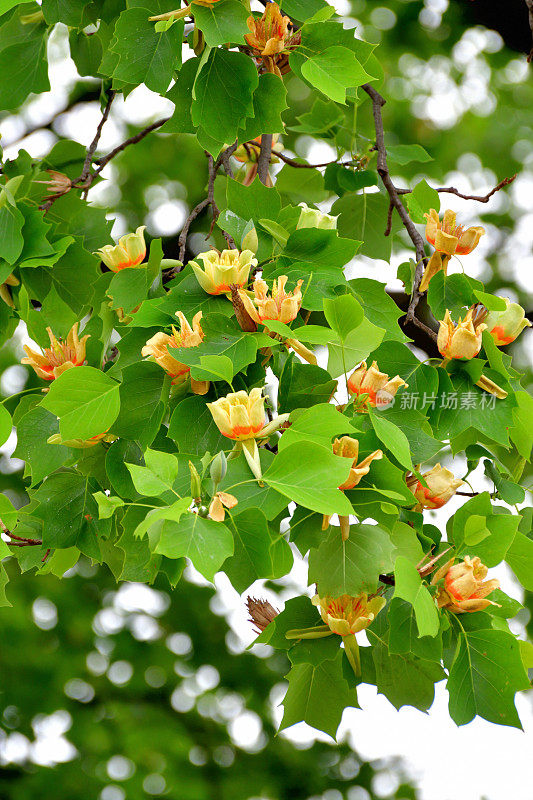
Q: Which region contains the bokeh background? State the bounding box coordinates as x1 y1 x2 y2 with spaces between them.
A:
1 1 532 798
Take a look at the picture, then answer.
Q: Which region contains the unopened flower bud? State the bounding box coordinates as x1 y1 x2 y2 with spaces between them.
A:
189 461 202 499
210 451 227 486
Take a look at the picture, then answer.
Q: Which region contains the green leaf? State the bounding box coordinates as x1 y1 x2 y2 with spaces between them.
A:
308 524 395 596
349 279 407 342
278 403 356 451
0 493 17 531
192 0 249 46
369 630 443 711
126 448 179 497
406 179 440 223
13 405 75 484
332 192 402 263
191 48 258 154
112 361 167 448
255 595 321 647
263 442 354 516
280 650 359 739
447 626 529 728
42 0 86 26
278 359 338 413
323 293 363 339
282 227 359 268
109 9 184 94
301 46 372 104
33 472 100 558
133 497 191 539
162 55 199 134
505 533 533 591
388 599 442 662
326 317 385 378
387 144 433 165
93 492 125 519
0 202 24 264
219 451 288 521
369 410 412 470
427 271 481 320
168 394 228 456
509 391 533 459
0 28 49 111
155 512 233 582
290 97 344 135
474 290 507 312
41 366 120 441
240 73 287 141
176 314 260 379
393 556 439 638
451 493 520 568
224 508 274 593
0 403 11 447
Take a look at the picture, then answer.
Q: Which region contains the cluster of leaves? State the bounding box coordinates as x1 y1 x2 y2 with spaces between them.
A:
0 0 531 740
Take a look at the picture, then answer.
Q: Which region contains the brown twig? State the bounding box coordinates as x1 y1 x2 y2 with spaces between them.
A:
246 139 355 170
79 90 116 185
93 116 169 174
39 90 116 212
396 174 517 204
410 314 438 342
177 150 236 263
256 134 273 185
362 84 428 324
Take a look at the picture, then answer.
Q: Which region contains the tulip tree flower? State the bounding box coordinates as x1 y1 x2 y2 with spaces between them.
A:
296 202 338 231
208 491 238 522
190 249 257 295
323 437 383 540
431 556 500 614
406 464 464 511
207 389 289 479
141 311 209 395
96 226 147 271
245 2 299 76
0 273 20 308
21 323 90 381
347 360 407 409
484 298 532 346
238 275 303 325
314 593 386 675
438 307 508 399
419 209 485 292
437 308 486 360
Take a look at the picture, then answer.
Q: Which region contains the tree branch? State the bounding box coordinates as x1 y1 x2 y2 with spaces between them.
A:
256 133 273 185
362 83 428 323
396 174 517 204
176 150 236 264
79 89 116 185
93 116 170 174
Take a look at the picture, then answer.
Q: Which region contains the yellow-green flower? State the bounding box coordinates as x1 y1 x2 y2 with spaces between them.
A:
437 308 486 360
190 249 257 295
96 226 146 271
